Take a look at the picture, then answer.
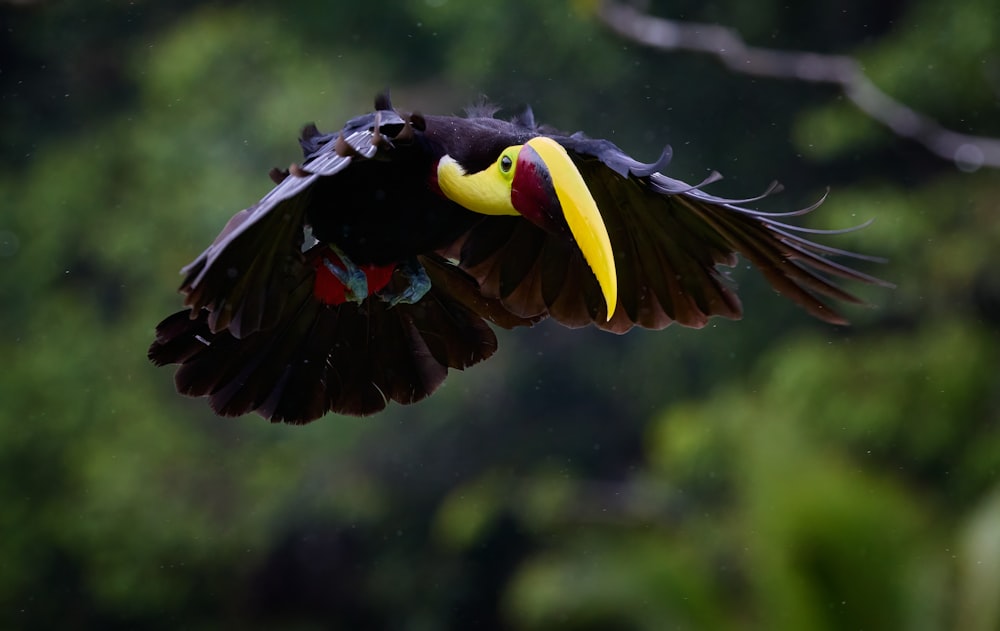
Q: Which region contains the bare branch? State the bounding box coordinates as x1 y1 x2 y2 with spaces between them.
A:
598 1 1000 171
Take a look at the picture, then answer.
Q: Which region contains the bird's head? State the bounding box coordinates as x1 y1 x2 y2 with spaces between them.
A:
437 136 617 319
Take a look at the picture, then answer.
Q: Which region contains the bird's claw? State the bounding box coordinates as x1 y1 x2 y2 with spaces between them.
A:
379 259 431 306
322 247 368 304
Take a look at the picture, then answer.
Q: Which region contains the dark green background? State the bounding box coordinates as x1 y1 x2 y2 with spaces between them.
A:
2 0 999 628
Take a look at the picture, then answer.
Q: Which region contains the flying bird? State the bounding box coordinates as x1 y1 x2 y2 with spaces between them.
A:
149 93 887 424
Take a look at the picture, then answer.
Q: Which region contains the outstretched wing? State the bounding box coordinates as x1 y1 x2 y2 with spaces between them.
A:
178 113 402 338
459 134 889 332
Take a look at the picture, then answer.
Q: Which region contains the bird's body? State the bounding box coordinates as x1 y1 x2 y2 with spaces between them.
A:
303 118 476 266
150 94 887 423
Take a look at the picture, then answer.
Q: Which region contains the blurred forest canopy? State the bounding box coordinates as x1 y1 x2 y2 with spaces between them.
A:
1 0 999 629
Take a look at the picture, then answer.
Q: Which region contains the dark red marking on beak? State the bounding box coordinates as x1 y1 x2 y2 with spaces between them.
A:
510 143 572 239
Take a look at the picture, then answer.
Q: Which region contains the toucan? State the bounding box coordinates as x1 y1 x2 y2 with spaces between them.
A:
149 92 887 424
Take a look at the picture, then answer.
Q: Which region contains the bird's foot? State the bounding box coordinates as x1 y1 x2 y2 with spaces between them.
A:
322 245 369 304
378 258 431 306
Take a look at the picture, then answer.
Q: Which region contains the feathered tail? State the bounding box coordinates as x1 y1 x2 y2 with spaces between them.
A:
149 253 538 423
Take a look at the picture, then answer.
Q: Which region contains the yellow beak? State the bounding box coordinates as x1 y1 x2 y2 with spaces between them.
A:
513 137 618 320
436 137 618 320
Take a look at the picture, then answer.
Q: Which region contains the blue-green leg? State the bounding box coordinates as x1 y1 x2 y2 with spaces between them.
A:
378 257 431 306
323 245 369 304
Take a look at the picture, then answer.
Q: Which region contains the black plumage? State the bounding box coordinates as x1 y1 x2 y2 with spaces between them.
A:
150 93 888 423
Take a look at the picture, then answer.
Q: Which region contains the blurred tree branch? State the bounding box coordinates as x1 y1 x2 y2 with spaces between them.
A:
598 1 1000 171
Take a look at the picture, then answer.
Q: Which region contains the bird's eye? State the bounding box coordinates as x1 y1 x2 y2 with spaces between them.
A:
499 155 513 173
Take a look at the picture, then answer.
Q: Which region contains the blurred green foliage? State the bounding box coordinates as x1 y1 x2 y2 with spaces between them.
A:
1 0 998 629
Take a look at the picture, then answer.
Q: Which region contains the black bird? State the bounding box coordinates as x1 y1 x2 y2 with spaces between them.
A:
149 93 887 423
